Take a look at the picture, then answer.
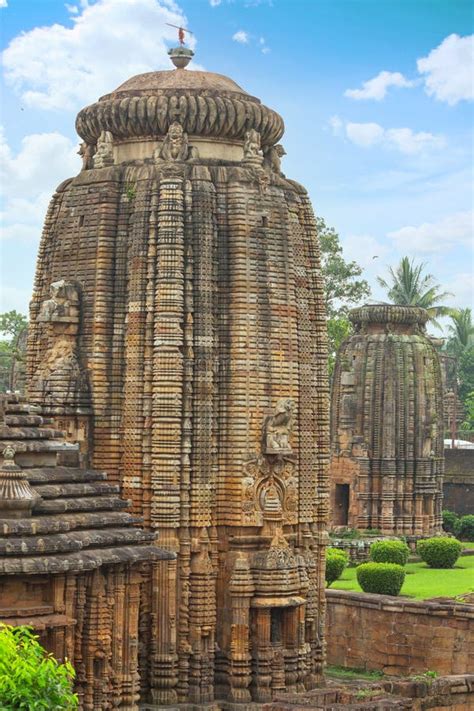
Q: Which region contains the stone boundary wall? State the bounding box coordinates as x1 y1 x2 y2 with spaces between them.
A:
443 449 474 516
270 674 474 710
326 589 474 677
329 536 415 563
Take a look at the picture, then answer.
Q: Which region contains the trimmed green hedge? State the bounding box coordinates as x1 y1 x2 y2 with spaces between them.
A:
356 562 405 596
416 537 462 569
326 548 349 587
370 540 409 566
442 510 459 535
455 515 474 541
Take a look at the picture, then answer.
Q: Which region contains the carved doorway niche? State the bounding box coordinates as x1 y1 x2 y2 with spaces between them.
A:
334 483 349 525
250 604 300 702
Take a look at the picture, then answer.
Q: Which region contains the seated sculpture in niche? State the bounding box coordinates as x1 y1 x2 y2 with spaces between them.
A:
154 121 199 162
262 398 295 456
242 129 264 170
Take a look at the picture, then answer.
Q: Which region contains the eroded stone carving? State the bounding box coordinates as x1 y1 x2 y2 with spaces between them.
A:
263 144 286 175
93 130 114 168
31 280 89 411
243 128 263 166
78 141 96 170
263 398 295 455
154 121 199 162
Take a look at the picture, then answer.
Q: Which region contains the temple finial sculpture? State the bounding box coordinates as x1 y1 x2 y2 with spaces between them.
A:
0 444 39 518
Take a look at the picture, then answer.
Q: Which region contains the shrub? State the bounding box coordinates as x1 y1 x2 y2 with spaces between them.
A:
326 548 349 586
417 537 463 569
0 625 78 710
356 562 405 596
370 540 410 566
454 515 474 541
442 510 459 534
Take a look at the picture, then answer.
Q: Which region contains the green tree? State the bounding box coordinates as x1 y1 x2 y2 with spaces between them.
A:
317 217 371 372
0 311 28 339
0 310 28 393
446 308 474 355
377 257 452 328
318 217 371 318
0 625 78 709
461 390 474 431
458 347 474 404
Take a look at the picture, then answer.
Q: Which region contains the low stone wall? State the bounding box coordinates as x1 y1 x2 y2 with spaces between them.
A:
326 589 474 677
443 449 474 515
329 536 417 563
271 674 474 710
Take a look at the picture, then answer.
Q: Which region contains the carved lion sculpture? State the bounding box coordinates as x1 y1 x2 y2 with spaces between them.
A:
155 122 199 162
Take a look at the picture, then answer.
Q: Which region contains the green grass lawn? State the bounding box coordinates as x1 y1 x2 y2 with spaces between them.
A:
462 541 474 550
331 556 474 600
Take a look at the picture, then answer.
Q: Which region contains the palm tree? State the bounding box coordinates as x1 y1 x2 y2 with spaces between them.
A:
446 308 474 353
377 257 453 328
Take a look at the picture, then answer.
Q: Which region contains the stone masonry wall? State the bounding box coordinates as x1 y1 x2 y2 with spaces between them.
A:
443 449 474 515
326 589 474 677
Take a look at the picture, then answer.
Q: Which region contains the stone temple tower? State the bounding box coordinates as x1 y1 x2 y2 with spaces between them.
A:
330 304 444 537
25 46 330 706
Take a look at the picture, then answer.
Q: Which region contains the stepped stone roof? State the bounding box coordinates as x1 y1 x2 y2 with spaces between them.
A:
0 395 172 576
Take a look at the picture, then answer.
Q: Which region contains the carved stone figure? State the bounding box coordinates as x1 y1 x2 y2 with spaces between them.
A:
243 128 263 166
263 144 286 175
38 279 80 324
154 121 199 162
263 398 295 455
93 130 114 168
78 141 96 170
31 280 89 410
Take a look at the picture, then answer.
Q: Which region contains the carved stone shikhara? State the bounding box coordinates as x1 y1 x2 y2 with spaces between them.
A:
3 49 330 709
330 304 444 536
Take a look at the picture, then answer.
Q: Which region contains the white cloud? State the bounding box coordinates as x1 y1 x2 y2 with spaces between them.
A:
346 121 384 147
2 0 193 111
417 33 474 105
385 127 445 154
0 127 80 243
388 210 473 253
332 116 445 154
345 70 414 101
0 0 8 8
232 30 249 44
209 0 221 5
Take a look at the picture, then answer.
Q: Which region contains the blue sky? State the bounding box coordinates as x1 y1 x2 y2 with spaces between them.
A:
1 0 473 328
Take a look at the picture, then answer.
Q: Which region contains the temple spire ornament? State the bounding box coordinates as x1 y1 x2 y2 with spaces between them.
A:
166 23 195 68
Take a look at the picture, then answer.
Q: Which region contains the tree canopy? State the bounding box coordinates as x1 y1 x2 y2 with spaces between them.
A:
0 310 28 393
0 625 78 710
317 217 370 374
376 256 452 328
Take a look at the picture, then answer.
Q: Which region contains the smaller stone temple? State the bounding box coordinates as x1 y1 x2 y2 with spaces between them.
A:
0 393 172 711
330 304 444 536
